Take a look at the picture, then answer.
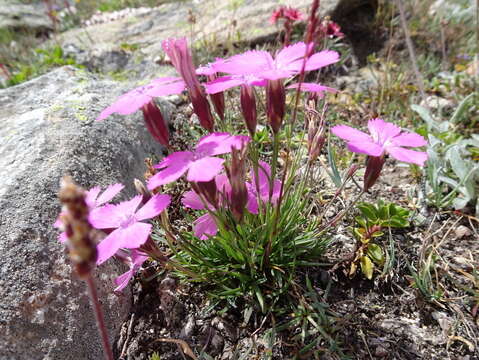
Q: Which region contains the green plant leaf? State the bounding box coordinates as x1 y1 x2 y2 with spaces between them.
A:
360 255 374 280
450 93 474 124
357 203 378 222
367 243 384 265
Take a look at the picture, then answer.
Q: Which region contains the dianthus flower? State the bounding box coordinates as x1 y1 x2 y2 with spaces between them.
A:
97 77 185 120
113 249 148 292
147 133 250 190
55 183 124 243
332 118 428 191
89 193 171 265
214 42 339 81
270 6 303 24
331 119 428 165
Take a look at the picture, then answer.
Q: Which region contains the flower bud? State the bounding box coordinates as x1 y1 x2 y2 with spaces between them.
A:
363 156 385 192
162 38 214 132
208 75 225 121
191 179 218 208
240 84 257 136
225 146 248 221
141 101 169 147
134 178 152 205
266 79 285 134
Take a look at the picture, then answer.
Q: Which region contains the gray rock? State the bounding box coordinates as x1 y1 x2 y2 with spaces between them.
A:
0 1 53 33
0 66 169 359
59 0 341 73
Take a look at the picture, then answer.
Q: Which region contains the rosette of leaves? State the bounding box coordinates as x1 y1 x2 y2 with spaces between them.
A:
351 200 410 279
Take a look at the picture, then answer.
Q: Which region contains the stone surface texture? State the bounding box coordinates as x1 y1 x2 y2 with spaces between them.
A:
59 0 341 70
0 1 53 33
0 66 170 359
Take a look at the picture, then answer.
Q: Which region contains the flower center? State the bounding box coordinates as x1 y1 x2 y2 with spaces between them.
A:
119 214 136 228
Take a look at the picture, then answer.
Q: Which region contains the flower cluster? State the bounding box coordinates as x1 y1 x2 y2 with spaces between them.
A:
59 32 429 299
269 6 304 24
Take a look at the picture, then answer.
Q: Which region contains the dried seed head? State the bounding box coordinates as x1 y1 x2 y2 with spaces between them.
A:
58 176 97 278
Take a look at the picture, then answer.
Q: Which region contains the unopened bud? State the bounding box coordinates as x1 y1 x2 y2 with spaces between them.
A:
134 178 152 205
208 75 225 121
266 79 285 134
141 101 169 147
192 179 218 208
240 84 257 136
226 146 248 221
363 156 385 192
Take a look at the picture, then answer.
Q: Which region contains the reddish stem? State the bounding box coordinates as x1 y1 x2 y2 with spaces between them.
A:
85 274 114 360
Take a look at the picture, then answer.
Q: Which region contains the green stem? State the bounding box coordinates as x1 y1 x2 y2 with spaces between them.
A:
319 189 366 234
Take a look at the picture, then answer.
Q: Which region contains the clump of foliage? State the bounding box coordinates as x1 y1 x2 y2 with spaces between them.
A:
351 201 410 279
1 45 81 88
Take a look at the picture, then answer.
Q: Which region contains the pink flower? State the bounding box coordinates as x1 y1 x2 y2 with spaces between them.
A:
287 82 337 98
182 174 257 239
205 75 267 94
97 77 185 121
89 193 171 265
55 183 124 243
147 132 250 189
214 42 339 81
331 118 428 166
247 161 282 213
196 58 226 76
270 6 303 24
114 249 148 292
319 20 344 38
182 175 229 240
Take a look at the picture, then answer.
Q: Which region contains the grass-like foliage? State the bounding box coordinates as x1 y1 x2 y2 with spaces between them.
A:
168 169 330 311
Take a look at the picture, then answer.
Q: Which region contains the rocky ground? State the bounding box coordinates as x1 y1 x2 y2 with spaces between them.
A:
0 0 477 359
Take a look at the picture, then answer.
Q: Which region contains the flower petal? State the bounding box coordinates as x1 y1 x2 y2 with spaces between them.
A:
387 146 428 166
215 50 273 75
331 125 372 143
114 268 135 292
145 78 185 97
85 186 101 207
391 132 427 147
194 213 218 240
89 204 122 229
182 190 205 210
148 152 194 189
205 76 244 94
96 223 151 264
275 42 309 70
135 194 171 221
287 82 337 95
246 184 259 214
187 157 225 182
114 195 143 219
154 151 194 170
95 183 125 206
304 50 340 71
89 195 143 229
196 133 250 156
97 87 151 120
96 229 124 265
347 141 384 157
368 118 401 145
58 232 68 243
